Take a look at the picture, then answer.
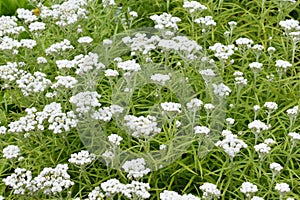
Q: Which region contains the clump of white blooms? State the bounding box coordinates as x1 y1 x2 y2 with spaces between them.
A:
105 69 119 77
3 168 32 195
101 178 150 199
108 134 123 146
199 182 221 199
29 22 46 32
194 16 216 32
161 102 182 113
150 13 181 31
248 120 269 139
68 150 96 166
0 126 7 134
122 158 151 179
0 16 25 36
186 98 203 111
249 61 263 70
3 145 20 160
251 196 264 200
275 60 292 77
102 0 116 8
183 0 207 15
160 190 200 200
275 183 290 199
254 143 271 161
90 107 112 122
87 186 105 200
215 132 247 161
124 115 161 139
235 37 254 49
20 39 37 49
270 162 283 180
194 126 210 135
264 102 278 112
240 182 258 198
69 91 101 114
212 83 231 97
264 138 275 146
279 19 299 34
17 8 38 23
117 59 141 72
16 71 51 96
30 164 74 195
288 132 300 151
151 73 171 86
122 33 160 55
3 164 73 195
51 76 78 89
45 39 74 56
73 53 106 75
209 43 235 61
39 0 88 27
78 36 93 44
204 103 215 113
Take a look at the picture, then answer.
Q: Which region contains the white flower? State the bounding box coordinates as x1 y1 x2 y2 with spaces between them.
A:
194 16 216 27
186 98 203 110
161 102 182 113
150 13 181 31
264 102 278 112
3 168 32 195
275 60 292 73
3 145 20 159
212 83 231 97
194 126 210 135
0 126 7 134
105 69 119 77
117 59 141 72
78 36 93 44
254 143 271 160
240 182 258 197
183 1 207 14
248 120 269 133
286 105 299 117
88 186 105 200
69 91 101 114
236 37 254 47
288 132 300 142
129 11 138 18
151 73 171 85
209 43 235 61
251 196 263 200
37 57 47 64
249 62 263 71
264 138 275 146
275 183 290 194
199 183 221 199
68 150 96 166
51 76 78 89
204 103 215 112
108 134 123 146
270 162 283 173
124 115 161 138
28 22 46 32
267 46 276 54
215 133 247 159
122 158 151 179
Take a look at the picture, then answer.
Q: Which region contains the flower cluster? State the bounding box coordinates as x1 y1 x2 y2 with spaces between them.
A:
68 150 96 166
199 182 221 199
160 190 200 200
101 178 150 199
3 164 73 195
215 131 248 160
150 13 181 31
122 158 151 179
123 115 161 138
